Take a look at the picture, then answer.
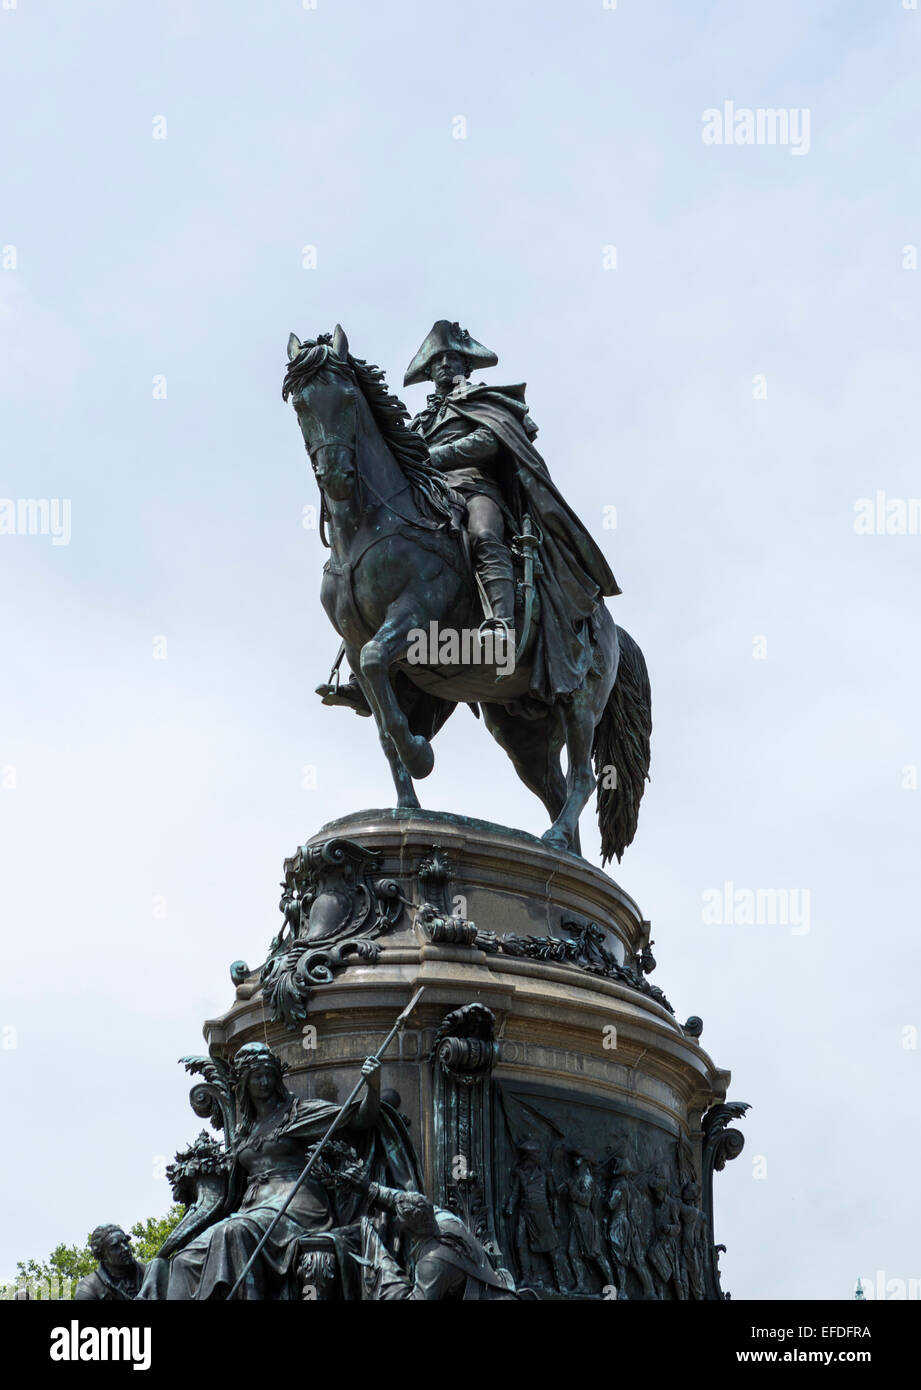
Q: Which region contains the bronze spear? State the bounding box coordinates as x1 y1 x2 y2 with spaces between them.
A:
225 985 425 1300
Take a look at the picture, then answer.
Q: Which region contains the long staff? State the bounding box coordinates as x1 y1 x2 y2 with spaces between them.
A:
226 986 425 1299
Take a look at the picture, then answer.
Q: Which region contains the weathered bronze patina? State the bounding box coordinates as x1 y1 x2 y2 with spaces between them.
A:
67 319 746 1306
286 323 651 861
74 1226 146 1302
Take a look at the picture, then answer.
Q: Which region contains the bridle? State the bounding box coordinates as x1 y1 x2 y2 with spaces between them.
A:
310 438 356 459
310 437 446 536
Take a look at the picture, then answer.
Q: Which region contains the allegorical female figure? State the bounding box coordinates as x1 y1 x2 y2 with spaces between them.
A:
162 1042 418 1300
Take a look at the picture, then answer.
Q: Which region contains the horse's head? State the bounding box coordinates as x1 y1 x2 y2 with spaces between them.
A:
283 325 357 501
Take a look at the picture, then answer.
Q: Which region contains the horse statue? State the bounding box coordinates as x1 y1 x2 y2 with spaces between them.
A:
283 325 651 862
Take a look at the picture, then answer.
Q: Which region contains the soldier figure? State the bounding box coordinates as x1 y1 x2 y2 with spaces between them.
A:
679 1179 709 1300
504 1138 570 1291
562 1150 615 1291
403 321 518 638
605 1173 631 1299
647 1170 686 1300
345 1177 518 1300
612 1155 658 1299
319 319 619 715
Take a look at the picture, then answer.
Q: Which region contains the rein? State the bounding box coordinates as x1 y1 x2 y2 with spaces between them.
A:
360 472 446 533
313 437 447 535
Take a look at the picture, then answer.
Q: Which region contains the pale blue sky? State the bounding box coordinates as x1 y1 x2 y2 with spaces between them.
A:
1 0 919 1298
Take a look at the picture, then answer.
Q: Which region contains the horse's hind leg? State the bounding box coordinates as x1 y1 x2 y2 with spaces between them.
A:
542 693 600 856
542 611 618 855
480 703 568 824
345 644 420 809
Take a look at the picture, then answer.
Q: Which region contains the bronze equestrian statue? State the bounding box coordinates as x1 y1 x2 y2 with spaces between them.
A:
284 321 651 861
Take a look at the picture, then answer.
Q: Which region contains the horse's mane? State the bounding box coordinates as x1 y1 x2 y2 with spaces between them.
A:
283 337 456 525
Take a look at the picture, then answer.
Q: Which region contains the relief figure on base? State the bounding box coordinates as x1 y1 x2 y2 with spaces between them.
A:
344 1174 518 1301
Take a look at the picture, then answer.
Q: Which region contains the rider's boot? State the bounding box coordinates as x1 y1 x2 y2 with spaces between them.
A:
315 672 373 716
474 538 517 644
480 574 516 641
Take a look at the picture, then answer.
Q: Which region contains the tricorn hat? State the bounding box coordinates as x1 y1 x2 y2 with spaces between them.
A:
403 320 498 387
516 1137 542 1155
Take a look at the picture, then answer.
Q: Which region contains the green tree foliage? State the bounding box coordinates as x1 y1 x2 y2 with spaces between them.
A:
128 1206 186 1262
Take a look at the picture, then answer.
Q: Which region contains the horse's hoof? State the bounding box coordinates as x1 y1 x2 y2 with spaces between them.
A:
403 737 434 780
541 828 570 852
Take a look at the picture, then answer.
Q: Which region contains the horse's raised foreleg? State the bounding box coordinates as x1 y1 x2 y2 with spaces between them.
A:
345 644 420 809
358 610 434 781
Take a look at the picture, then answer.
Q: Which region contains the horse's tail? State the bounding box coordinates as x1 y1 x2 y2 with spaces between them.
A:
593 625 652 865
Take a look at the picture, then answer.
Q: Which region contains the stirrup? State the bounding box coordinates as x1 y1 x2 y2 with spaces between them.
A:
315 681 372 717
478 615 514 643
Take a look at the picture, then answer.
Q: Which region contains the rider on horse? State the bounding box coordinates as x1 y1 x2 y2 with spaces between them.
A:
404 320 519 642
318 320 620 715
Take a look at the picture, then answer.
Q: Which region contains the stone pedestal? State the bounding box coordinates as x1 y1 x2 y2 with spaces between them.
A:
202 809 746 1300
